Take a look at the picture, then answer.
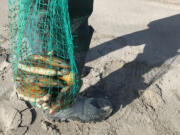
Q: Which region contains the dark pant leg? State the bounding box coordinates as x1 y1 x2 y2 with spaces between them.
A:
68 0 94 75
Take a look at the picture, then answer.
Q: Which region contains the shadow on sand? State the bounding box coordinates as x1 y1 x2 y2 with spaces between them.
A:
81 14 180 114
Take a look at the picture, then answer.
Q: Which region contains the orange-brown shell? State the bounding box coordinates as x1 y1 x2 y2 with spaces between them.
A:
59 72 74 85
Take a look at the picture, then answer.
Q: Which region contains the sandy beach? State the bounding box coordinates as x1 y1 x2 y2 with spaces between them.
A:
0 0 180 135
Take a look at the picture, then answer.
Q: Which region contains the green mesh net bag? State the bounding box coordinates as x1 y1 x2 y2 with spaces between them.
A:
8 0 82 112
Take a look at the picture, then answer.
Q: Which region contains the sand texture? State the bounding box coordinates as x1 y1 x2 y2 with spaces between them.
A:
0 0 180 135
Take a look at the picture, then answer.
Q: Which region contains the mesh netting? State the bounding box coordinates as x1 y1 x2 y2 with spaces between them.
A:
8 0 81 111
